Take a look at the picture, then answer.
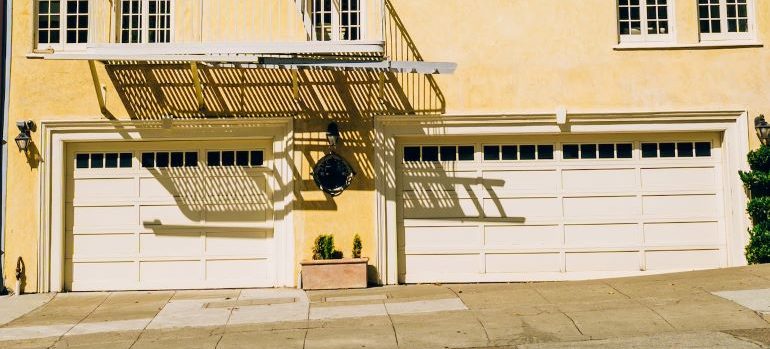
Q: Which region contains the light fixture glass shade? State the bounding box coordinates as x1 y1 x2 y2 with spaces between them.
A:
326 133 338 146
326 122 340 147
759 126 770 144
15 133 31 152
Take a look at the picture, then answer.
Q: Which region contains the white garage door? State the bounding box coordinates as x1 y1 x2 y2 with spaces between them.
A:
65 140 275 291
398 133 727 283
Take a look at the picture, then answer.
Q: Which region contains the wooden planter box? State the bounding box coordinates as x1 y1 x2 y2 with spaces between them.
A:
300 258 368 290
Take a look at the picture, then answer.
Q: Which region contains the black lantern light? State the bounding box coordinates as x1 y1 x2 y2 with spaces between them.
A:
326 122 340 147
313 122 355 196
14 121 35 153
756 115 770 145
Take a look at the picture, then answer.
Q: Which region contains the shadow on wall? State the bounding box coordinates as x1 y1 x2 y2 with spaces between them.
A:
99 0 445 214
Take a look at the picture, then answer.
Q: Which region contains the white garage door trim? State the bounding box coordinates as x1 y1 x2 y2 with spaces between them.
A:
38 118 294 293
374 111 750 285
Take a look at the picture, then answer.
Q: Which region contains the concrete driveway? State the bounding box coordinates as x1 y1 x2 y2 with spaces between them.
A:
3 265 770 348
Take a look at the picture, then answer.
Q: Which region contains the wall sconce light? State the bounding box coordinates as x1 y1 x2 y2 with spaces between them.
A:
14 120 35 153
326 122 340 147
756 115 770 145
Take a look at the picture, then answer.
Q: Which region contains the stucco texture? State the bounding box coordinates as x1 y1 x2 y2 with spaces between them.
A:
4 0 770 291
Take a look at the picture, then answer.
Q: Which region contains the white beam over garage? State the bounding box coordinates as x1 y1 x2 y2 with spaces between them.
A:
35 56 457 75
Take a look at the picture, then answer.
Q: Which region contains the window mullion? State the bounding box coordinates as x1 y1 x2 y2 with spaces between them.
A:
59 0 67 45
87 0 94 45
721 0 728 35
332 0 340 41
142 0 149 43
640 1 648 41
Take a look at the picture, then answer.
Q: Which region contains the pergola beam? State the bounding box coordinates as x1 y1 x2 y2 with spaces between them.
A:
32 53 457 75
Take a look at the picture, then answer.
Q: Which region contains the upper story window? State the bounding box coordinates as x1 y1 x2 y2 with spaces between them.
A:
119 0 172 43
312 0 362 41
37 0 89 49
618 0 673 43
698 0 754 40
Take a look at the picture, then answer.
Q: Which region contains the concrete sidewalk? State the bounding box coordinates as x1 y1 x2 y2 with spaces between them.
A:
2 265 770 348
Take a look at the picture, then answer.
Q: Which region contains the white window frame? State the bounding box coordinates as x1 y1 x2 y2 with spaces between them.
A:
618 0 676 44
698 0 756 41
117 0 174 44
310 0 367 41
35 0 90 51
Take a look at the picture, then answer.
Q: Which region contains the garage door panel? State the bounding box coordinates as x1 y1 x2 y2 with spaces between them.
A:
402 170 478 196
486 253 561 273
71 262 138 284
485 225 561 246
206 231 271 256
70 178 137 202
566 252 639 272
71 206 137 229
140 232 201 257
403 197 481 218
562 169 636 193
645 250 722 270
140 261 202 282
206 176 270 201
205 205 270 223
68 234 137 258
642 195 718 218
565 224 640 246
140 205 202 227
563 196 640 218
207 259 270 281
401 185 479 202
405 255 479 275
644 222 720 245
482 170 558 194
483 197 561 218
404 226 481 250
641 167 717 191
140 176 202 201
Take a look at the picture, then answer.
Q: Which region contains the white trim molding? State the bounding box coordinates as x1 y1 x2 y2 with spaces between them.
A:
37 117 295 292
374 110 751 285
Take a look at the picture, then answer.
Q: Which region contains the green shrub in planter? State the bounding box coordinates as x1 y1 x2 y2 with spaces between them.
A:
741 145 770 264
312 234 343 260
352 234 362 258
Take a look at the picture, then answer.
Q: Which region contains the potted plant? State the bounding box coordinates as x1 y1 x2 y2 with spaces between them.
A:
301 234 368 290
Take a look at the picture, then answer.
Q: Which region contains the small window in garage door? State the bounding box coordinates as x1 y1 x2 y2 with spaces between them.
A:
75 152 133 169
403 145 475 162
207 150 265 167
562 143 633 160
641 142 712 158
141 151 199 168
483 144 554 161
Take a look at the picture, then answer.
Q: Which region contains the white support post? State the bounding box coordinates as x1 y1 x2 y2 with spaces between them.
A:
378 71 385 101
190 61 206 111
291 69 300 101
88 60 108 114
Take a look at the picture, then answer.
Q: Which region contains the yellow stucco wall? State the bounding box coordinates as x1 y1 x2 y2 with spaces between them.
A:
4 0 770 291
